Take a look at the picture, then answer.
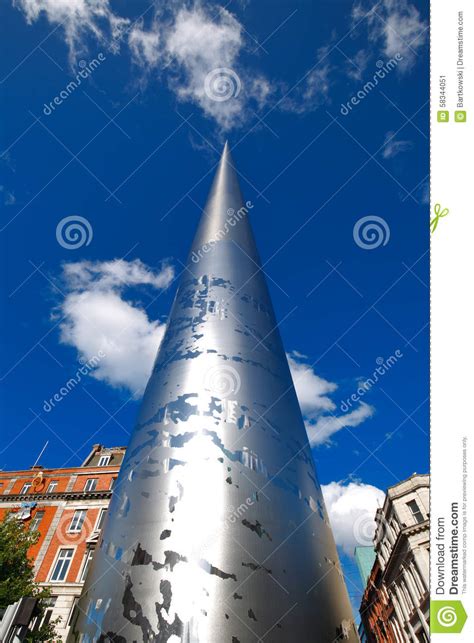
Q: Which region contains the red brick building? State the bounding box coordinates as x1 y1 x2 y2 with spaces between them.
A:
0 444 125 641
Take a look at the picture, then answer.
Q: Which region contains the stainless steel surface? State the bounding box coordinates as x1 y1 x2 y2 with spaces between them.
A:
69 143 358 642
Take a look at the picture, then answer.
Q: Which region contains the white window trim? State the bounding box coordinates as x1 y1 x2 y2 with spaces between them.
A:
98 455 111 466
84 478 98 492
48 546 76 583
20 482 32 494
79 549 94 582
68 509 87 533
94 507 108 532
30 510 45 531
47 481 58 492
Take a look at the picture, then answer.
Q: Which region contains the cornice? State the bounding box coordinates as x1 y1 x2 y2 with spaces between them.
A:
0 489 113 503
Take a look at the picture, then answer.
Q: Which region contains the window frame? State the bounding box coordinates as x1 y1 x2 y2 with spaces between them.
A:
20 481 32 494
68 509 87 533
80 549 94 582
96 508 107 531
98 455 111 467
47 480 58 493
49 548 74 582
407 499 424 524
30 509 45 532
84 478 98 492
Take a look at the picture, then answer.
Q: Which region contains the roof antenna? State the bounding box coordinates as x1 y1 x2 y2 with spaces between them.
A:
32 440 49 468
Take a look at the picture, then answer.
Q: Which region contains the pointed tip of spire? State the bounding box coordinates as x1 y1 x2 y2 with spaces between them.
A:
221 140 230 160
216 139 234 175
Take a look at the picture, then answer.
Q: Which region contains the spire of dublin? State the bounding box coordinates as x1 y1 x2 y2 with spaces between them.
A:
69 143 358 643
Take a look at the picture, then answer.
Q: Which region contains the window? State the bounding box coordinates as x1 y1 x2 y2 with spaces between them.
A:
98 455 111 466
109 477 116 490
20 482 32 494
69 510 87 533
31 598 57 633
30 510 45 532
50 549 73 581
97 508 107 531
68 598 79 627
80 549 94 582
84 478 98 492
47 480 58 493
407 499 424 524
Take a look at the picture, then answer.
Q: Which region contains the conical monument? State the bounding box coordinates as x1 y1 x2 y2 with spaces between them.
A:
69 144 358 642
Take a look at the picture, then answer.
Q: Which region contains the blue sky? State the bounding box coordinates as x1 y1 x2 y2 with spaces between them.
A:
0 0 429 612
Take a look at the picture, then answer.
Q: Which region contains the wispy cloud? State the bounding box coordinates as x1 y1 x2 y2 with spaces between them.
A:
280 46 333 115
382 130 413 158
0 185 16 206
346 48 370 81
13 1 273 131
353 0 428 73
287 351 375 446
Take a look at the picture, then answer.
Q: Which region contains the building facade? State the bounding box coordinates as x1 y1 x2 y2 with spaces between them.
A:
0 444 125 641
359 473 430 642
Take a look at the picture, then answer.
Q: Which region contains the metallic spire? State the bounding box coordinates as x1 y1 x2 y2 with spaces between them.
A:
69 144 357 642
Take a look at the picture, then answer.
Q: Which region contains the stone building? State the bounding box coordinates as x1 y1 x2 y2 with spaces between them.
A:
359 473 430 642
0 444 125 641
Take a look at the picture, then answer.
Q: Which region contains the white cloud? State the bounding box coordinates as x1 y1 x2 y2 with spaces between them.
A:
346 48 370 81
13 1 273 131
129 23 161 68
287 352 374 446
382 130 413 158
57 259 174 397
287 351 337 414
353 0 427 72
62 258 174 291
280 46 332 114
13 0 129 61
322 480 385 556
305 402 375 446
0 185 16 206
165 6 245 130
